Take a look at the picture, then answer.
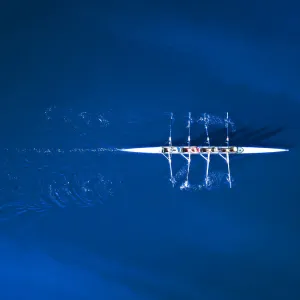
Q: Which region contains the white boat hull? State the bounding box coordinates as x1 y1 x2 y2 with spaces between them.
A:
120 146 288 154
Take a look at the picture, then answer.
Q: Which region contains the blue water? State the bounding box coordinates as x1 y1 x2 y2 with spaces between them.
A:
1 1 300 299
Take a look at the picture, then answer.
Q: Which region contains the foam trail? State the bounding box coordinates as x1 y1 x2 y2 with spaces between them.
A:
68 148 118 153
0 146 117 221
13 148 118 154
0 171 115 222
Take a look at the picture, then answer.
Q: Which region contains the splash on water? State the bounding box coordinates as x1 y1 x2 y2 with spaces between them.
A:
175 170 230 192
173 164 188 185
195 113 236 130
44 106 110 128
179 182 203 191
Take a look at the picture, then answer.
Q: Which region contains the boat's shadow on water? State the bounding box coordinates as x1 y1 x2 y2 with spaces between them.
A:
133 125 294 150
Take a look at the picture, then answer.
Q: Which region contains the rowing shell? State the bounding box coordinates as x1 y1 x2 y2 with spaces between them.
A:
120 146 289 154
120 112 288 189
